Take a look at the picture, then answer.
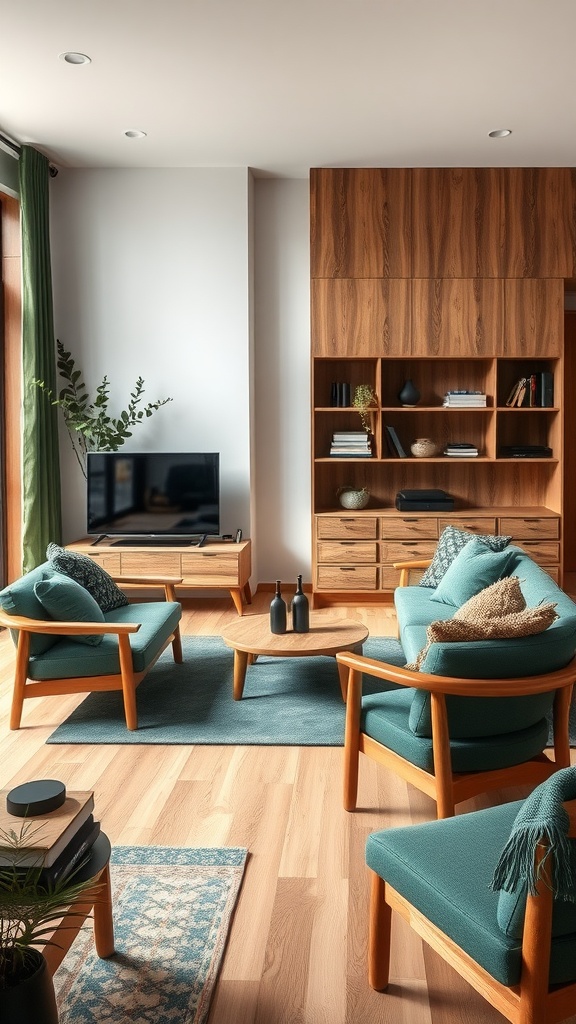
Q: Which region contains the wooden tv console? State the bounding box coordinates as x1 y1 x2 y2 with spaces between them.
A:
66 538 252 615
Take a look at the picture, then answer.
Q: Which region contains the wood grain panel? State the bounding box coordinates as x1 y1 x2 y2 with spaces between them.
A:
311 278 411 356
310 168 411 278
502 167 576 278
411 168 503 278
503 279 564 356
411 279 503 356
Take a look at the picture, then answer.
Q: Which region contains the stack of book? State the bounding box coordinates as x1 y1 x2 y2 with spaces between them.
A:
0 790 100 886
506 373 554 408
443 390 487 407
329 432 372 457
444 442 479 458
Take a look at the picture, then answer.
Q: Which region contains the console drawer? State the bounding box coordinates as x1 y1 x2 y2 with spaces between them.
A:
437 517 498 535
317 541 378 563
83 552 122 575
499 517 559 540
316 565 378 590
181 552 239 584
380 541 437 563
381 517 438 540
512 542 560 565
120 552 181 576
316 516 378 540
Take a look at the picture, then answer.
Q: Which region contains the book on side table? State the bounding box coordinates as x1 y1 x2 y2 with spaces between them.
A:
0 790 99 882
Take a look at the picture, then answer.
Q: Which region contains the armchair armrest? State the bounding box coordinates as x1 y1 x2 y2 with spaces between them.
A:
0 609 141 636
392 559 432 588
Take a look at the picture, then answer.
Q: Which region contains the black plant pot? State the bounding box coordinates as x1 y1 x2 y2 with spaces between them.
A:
1 951 59 1024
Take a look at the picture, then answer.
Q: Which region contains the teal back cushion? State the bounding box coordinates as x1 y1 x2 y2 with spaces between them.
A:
34 571 105 646
0 563 57 655
430 538 516 607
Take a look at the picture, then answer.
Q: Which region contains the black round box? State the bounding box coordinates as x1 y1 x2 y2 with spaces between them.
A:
6 779 67 817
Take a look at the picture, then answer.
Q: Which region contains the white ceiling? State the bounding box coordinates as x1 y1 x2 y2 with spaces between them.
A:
2 0 576 178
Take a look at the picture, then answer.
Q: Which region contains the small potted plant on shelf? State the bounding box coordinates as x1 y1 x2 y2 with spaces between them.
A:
32 340 173 478
352 384 378 433
0 822 97 1024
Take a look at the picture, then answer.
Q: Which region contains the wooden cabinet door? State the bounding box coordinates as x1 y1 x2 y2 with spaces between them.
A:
411 279 503 356
502 168 576 278
503 280 564 357
411 168 503 278
311 279 411 356
310 168 411 278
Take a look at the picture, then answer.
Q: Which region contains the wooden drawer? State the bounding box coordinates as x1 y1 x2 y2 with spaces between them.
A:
316 516 379 540
120 552 181 577
499 517 560 540
380 541 438 563
316 565 378 590
437 517 498 535
381 517 438 540
84 552 122 575
512 542 560 565
317 541 378 563
181 552 240 584
380 564 425 589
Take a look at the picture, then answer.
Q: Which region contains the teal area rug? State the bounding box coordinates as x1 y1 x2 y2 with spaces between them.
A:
46 634 406 746
54 846 247 1024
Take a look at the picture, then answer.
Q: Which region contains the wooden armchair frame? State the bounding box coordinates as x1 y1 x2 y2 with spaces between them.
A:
337 652 576 819
0 576 183 731
368 799 576 1024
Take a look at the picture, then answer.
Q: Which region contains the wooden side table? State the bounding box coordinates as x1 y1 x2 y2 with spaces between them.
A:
221 611 369 700
43 833 114 975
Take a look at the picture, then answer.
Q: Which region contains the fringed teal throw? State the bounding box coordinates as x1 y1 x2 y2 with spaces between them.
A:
490 766 576 899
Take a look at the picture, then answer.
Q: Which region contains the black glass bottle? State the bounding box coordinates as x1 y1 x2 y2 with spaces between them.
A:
270 580 287 634
292 574 310 633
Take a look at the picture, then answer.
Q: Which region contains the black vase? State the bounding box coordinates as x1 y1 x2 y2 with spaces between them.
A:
292 575 309 633
2 951 59 1024
270 581 287 634
398 379 421 406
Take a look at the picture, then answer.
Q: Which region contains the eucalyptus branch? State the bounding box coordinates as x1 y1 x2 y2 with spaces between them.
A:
32 340 173 478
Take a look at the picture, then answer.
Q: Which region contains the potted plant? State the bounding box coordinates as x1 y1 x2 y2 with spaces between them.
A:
33 340 173 478
0 822 97 1023
352 383 377 433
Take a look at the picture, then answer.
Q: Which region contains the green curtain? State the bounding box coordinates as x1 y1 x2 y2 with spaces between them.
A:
19 146 62 571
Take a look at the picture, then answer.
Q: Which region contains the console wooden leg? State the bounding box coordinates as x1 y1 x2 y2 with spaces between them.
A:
233 650 250 699
230 588 244 615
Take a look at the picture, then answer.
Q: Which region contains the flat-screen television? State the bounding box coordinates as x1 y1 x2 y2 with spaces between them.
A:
87 452 220 541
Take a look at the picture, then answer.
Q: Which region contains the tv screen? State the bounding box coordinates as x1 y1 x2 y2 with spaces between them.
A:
87 452 220 538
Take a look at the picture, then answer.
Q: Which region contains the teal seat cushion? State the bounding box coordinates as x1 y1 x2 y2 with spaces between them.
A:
0 563 57 655
34 571 105 646
26 602 181 680
361 690 549 772
430 537 516 607
366 801 576 986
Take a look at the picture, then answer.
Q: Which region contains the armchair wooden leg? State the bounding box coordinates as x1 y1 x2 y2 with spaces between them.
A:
551 684 573 768
171 625 183 664
343 668 362 811
10 632 31 730
431 692 455 818
368 871 392 991
118 634 138 730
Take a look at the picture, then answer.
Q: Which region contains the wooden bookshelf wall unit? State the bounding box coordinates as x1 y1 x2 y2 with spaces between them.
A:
310 167 576 606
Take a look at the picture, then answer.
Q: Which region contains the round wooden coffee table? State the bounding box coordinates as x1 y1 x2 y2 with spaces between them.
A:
221 611 369 700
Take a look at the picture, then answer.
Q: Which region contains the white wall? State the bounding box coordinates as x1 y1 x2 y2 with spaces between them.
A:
49 168 312 586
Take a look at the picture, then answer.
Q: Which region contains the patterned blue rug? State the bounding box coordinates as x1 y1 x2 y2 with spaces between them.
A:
46 634 406 746
54 846 247 1024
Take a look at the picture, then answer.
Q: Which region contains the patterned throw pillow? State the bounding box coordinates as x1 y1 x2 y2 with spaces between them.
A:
418 525 512 588
407 575 558 670
46 543 129 613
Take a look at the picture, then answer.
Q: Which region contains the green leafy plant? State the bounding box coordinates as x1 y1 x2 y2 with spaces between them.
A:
0 821 97 989
33 340 173 477
352 383 377 433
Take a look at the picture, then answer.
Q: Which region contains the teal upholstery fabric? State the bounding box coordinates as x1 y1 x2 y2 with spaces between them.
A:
47 543 129 612
26 602 181 680
0 563 57 655
366 801 576 986
361 689 549 771
34 571 105 646
430 538 516 607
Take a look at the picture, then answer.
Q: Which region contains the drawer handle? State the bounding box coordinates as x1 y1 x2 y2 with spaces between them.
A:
201 553 218 557
340 567 356 572
402 518 422 522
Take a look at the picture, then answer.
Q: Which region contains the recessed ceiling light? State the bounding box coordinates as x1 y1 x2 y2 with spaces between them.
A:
488 129 512 138
59 51 91 65
124 130 147 139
